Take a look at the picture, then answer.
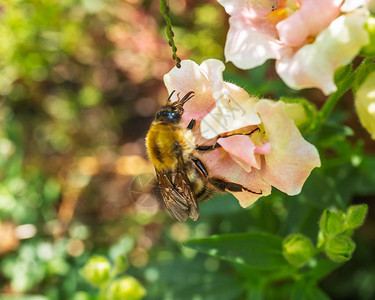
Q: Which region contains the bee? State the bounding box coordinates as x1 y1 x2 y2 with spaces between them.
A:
146 91 262 222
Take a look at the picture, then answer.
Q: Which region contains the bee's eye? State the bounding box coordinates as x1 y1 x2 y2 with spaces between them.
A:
156 111 178 121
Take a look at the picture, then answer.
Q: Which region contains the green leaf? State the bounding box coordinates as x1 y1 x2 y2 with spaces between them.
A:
302 259 341 283
246 285 265 300
185 232 289 270
346 204 368 229
352 59 375 94
144 259 245 300
291 281 331 300
316 63 355 130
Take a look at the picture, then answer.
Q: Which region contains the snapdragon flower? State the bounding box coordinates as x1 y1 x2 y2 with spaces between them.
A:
219 0 372 95
164 59 321 207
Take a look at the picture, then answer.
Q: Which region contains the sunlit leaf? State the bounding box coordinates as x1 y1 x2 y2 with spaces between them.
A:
185 232 289 270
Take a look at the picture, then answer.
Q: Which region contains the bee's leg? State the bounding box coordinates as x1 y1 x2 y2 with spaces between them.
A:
196 142 221 151
219 127 260 139
208 177 262 195
186 119 196 130
195 127 260 152
191 157 209 178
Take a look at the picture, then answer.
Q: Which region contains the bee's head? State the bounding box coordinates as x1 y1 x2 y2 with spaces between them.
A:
155 91 195 124
155 105 183 124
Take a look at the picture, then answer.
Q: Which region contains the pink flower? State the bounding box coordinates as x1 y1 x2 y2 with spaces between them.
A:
164 59 321 207
219 0 371 95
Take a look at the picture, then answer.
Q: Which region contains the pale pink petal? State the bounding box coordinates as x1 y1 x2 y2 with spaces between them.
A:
164 60 208 98
231 189 265 208
256 100 320 195
163 60 216 124
277 0 341 47
224 16 287 70
197 148 271 207
255 142 271 155
217 135 261 172
276 9 370 95
199 59 226 100
218 0 279 18
200 89 261 139
341 0 367 12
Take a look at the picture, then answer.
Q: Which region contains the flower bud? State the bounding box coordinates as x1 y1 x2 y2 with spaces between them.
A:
280 97 317 132
361 16 375 57
107 276 146 300
114 254 128 274
325 235 355 263
319 209 346 236
317 230 325 248
282 234 315 268
346 204 368 229
73 291 91 300
355 70 375 139
80 256 111 287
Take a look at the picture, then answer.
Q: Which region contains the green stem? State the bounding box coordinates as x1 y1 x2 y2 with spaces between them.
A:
316 58 372 129
160 0 181 68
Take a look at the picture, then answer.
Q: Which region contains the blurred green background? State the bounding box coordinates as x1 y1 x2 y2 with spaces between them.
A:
0 0 374 299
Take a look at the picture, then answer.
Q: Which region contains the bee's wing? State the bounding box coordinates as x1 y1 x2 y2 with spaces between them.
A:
172 162 200 221
155 165 199 222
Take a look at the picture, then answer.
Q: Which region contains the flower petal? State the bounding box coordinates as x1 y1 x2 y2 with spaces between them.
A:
341 0 367 12
200 90 261 139
256 100 321 195
199 59 226 97
218 0 279 17
198 148 271 207
355 70 375 139
224 16 287 69
163 60 216 124
277 0 341 47
217 135 261 172
276 9 370 95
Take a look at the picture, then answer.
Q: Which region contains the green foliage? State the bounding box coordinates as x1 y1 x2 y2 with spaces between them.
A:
279 97 318 133
185 232 289 270
361 16 375 57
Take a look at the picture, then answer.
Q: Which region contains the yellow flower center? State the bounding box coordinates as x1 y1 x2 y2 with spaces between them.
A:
266 0 300 26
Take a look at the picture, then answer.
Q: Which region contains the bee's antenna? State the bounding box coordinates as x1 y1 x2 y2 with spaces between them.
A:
178 91 195 107
167 90 176 103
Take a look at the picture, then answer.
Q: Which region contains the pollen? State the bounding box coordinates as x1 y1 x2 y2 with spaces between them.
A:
266 7 293 25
